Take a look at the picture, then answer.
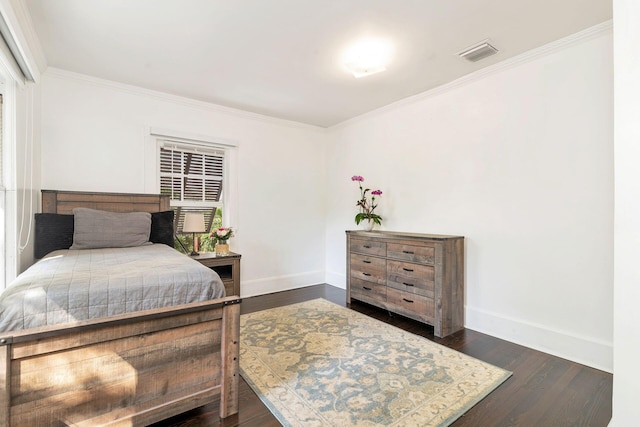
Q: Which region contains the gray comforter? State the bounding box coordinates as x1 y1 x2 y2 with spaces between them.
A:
0 244 226 332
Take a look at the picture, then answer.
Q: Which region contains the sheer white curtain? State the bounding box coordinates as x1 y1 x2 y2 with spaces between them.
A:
0 9 35 286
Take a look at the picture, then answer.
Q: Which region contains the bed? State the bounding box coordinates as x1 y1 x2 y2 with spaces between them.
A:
0 190 240 426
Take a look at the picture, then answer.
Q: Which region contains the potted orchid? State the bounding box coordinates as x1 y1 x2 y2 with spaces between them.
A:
351 175 383 230
211 227 234 255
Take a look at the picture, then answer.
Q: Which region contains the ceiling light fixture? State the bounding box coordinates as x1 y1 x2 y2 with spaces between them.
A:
343 38 392 78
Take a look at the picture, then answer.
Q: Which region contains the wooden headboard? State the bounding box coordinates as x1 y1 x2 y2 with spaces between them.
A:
42 190 170 214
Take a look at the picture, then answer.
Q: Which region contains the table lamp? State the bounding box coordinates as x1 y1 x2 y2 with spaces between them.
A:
183 212 206 256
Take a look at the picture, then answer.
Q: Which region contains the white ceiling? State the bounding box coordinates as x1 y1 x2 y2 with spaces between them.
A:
24 0 611 128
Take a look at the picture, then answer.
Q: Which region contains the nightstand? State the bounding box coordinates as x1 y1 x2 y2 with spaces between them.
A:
191 252 241 297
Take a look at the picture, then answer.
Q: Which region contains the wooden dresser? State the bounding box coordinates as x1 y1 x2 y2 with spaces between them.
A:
346 230 464 337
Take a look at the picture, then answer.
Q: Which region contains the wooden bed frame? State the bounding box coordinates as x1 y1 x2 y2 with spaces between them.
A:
0 190 240 426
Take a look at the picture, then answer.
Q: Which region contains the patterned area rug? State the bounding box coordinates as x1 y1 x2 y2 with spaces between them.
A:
240 298 511 427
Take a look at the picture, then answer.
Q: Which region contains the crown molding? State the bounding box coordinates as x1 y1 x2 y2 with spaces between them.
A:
331 20 613 130
43 67 326 133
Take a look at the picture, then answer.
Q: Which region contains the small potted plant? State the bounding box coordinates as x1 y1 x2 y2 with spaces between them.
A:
352 175 383 230
212 227 234 256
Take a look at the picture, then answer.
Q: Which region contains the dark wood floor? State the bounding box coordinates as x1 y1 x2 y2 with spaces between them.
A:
154 284 612 427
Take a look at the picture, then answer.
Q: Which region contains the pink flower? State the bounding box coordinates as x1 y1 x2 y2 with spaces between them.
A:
351 176 384 226
211 227 234 241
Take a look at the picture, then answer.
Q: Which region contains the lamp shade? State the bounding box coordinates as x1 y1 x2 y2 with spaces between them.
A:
183 212 206 233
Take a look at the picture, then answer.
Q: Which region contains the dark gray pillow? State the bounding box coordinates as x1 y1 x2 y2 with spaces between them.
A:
150 210 175 246
70 208 152 249
35 213 74 258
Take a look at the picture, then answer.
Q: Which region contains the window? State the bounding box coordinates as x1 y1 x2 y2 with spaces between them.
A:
0 7 37 285
0 75 19 285
158 139 225 234
0 93 3 183
150 128 237 254
0 93 4 283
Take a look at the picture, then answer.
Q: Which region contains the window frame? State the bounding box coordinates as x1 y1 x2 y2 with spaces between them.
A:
146 127 238 236
0 61 18 287
159 140 224 234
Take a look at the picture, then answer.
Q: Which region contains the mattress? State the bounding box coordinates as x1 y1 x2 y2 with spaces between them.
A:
0 244 226 332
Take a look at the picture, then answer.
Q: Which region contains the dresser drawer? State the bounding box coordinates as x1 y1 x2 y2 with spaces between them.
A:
386 287 434 323
350 253 386 285
387 260 435 298
350 277 386 306
387 243 435 265
350 238 386 257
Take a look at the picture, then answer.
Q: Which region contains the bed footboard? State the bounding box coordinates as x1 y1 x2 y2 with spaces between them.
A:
0 297 240 426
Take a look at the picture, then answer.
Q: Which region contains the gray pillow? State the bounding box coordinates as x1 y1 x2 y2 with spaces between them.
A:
70 208 152 249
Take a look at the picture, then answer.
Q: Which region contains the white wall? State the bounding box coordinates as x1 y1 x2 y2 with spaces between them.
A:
40 69 327 297
611 0 640 424
325 25 613 371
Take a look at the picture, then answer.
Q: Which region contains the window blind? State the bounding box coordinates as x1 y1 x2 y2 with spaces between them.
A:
159 140 224 233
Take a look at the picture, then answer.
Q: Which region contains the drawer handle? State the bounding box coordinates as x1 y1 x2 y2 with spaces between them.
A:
362 273 372 277
363 286 372 291
363 245 372 248
402 250 415 254
402 298 414 303
362 260 372 264
402 268 414 272
402 282 415 287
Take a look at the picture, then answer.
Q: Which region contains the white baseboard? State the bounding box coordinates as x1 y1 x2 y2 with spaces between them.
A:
325 271 346 289
241 270 326 298
466 305 613 372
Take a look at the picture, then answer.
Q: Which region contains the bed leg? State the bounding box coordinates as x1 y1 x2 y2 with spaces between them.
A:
220 300 240 418
0 340 10 427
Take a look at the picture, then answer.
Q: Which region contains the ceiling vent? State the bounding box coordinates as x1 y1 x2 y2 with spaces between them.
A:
458 40 499 62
